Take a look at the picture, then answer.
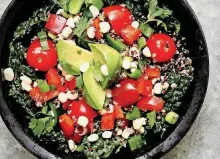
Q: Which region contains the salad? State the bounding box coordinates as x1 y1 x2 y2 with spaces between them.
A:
3 0 194 158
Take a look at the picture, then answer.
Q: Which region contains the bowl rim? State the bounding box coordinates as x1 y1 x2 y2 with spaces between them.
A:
0 0 209 158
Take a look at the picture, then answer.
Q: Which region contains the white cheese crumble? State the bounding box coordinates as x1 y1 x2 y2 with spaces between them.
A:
89 5 99 18
99 22 111 33
143 46 151 57
100 64 109 76
153 83 163 94
80 62 90 72
77 116 89 127
131 21 139 29
87 26 96 39
4 68 14 81
102 131 113 139
62 27 72 38
88 134 99 142
58 92 68 103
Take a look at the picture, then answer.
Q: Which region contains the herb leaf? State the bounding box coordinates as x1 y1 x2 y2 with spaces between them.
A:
126 106 141 120
146 111 156 128
76 73 84 89
74 17 91 37
93 62 104 82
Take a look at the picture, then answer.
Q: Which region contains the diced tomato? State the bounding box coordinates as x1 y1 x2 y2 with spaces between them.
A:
59 114 75 138
68 99 97 121
114 105 124 119
46 69 61 87
65 78 76 90
137 74 153 96
57 85 67 93
137 96 165 112
118 118 129 129
29 87 59 103
62 100 72 110
45 14 67 34
103 5 132 35
144 68 161 79
120 25 142 46
72 133 82 143
101 113 115 131
93 18 103 40
88 121 94 133
112 79 140 107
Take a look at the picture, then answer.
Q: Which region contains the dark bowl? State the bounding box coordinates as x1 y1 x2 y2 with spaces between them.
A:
0 0 209 158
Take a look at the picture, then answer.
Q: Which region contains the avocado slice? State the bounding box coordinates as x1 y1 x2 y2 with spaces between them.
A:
56 40 93 75
68 0 84 15
89 44 122 89
83 66 106 110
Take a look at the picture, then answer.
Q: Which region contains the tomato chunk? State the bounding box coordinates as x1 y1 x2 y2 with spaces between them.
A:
147 33 176 63
59 114 75 138
103 5 132 35
68 99 97 121
46 69 62 87
144 68 161 79
137 74 152 96
101 113 115 131
118 118 129 129
62 100 72 110
29 87 59 103
137 96 165 112
45 14 67 34
112 79 140 107
120 25 141 46
57 85 67 93
114 105 124 119
26 39 58 71
65 78 76 91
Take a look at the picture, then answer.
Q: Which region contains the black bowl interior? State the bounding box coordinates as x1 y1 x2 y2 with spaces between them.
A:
0 0 209 159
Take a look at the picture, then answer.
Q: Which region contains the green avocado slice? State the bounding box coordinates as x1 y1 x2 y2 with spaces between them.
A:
68 0 84 15
83 66 106 110
89 44 122 89
56 40 93 75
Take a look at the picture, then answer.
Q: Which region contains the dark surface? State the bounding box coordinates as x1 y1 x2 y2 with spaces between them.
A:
0 0 209 159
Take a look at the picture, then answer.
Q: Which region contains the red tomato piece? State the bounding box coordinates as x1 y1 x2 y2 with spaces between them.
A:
65 78 76 90
120 25 142 46
103 5 132 35
144 68 161 79
137 74 153 96
46 69 62 87
137 96 165 112
114 105 124 119
93 18 103 40
147 33 176 63
101 113 115 131
45 14 67 34
118 118 129 129
29 87 59 103
68 99 97 121
112 79 140 107
88 121 94 133
62 100 72 110
59 114 75 138
57 85 67 93
72 133 82 143
27 39 58 71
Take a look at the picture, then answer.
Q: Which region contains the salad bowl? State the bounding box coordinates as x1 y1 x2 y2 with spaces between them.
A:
0 0 209 158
